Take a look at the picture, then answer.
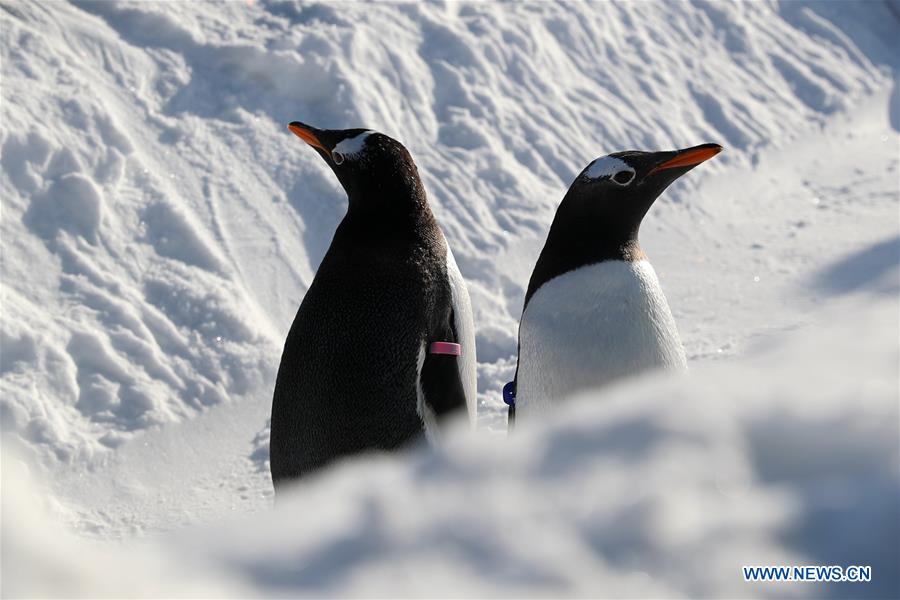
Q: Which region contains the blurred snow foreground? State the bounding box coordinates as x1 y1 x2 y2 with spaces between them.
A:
5 291 899 598
1 0 899 598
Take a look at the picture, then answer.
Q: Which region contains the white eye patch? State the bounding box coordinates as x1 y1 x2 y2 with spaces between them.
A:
583 155 635 185
332 131 372 163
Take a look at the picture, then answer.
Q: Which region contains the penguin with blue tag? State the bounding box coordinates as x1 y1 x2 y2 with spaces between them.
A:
507 144 723 424
270 123 476 490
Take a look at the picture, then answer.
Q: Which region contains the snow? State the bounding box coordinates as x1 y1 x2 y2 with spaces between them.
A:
4 292 898 597
1 0 898 597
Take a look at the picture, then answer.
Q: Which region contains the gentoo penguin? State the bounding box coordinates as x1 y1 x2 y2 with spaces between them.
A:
270 122 476 489
509 143 722 422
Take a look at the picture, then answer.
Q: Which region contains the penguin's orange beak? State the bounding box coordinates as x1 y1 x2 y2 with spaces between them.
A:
650 144 722 174
288 122 327 152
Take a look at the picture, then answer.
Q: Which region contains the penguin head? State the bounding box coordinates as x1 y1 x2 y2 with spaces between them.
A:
560 143 723 254
522 143 723 308
288 121 425 214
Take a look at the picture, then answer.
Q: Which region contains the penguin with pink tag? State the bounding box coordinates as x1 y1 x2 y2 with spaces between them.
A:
270 123 476 490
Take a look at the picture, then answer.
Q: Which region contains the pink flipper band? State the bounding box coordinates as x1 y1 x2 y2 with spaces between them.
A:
429 342 461 356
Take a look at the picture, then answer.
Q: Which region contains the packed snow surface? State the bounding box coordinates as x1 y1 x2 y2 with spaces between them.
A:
1 0 898 597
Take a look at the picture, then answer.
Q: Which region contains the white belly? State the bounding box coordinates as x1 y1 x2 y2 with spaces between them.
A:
517 260 686 418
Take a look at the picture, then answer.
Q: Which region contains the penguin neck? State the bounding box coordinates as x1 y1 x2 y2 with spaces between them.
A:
523 213 646 311
344 168 428 215
343 155 427 202
340 187 439 248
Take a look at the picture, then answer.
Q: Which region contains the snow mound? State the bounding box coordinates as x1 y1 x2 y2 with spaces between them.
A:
4 290 897 598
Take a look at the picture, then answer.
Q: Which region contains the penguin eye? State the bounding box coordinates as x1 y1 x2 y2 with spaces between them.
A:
613 170 635 185
331 151 345 165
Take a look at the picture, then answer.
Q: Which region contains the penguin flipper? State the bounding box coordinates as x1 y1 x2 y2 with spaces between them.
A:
445 246 478 424
420 343 467 423
417 243 478 430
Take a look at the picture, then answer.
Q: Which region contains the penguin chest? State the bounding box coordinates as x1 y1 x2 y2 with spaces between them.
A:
517 260 686 415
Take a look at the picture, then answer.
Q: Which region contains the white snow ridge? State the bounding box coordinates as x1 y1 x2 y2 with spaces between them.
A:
1 1 898 598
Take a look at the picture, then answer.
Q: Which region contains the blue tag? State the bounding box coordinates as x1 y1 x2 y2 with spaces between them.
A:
502 381 516 407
